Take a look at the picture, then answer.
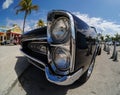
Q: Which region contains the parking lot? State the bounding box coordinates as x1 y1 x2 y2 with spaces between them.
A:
0 45 120 95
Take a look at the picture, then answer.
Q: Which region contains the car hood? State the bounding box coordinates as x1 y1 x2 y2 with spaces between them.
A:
21 26 47 40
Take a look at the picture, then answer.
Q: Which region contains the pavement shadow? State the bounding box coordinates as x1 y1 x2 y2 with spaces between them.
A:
17 64 85 95
15 56 30 78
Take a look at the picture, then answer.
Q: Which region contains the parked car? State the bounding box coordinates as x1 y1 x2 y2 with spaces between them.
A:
0 41 6 45
116 41 120 46
20 10 101 85
106 41 113 45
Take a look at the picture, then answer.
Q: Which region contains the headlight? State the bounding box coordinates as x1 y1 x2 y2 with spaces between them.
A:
53 47 70 71
47 10 76 75
51 17 70 43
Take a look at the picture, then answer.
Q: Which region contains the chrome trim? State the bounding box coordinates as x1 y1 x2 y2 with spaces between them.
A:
87 61 94 77
68 13 76 73
27 58 45 71
21 37 47 42
47 10 76 73
27 41 47 44
50 43 70 50
50 63 69 75
45 67 83 85
21 49 46 67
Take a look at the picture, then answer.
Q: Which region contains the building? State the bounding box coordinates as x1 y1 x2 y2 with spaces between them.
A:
0 26 8 45
0 25 22 45
6 24 22 44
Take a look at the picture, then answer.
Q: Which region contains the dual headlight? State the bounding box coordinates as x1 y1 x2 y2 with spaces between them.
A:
47 10 76 75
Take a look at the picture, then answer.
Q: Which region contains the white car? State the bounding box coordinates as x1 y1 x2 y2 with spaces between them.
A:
116 42 120 46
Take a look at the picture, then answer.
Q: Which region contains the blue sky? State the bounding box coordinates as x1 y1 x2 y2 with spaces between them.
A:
0 0 120 35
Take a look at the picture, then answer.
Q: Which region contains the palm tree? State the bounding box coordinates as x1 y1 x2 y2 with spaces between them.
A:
114 33 120 41
105 34 110 41
37 19 45 28
100 35 104 41
15 0 39 34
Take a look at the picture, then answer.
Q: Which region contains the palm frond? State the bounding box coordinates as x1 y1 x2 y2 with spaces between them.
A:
15 0 39 33
31 5 39 11
16 8 25 14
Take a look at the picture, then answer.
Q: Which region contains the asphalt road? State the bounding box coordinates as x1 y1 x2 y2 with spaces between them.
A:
7 45 120 95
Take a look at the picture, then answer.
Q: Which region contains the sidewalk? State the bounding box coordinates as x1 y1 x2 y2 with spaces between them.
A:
0 46 30 95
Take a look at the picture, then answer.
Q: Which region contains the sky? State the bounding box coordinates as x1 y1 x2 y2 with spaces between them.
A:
0 0 120 36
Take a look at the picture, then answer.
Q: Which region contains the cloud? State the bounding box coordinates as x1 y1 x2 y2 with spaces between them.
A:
5 12 120 36
6 18 38 32
2 0 14 9
73 12 120 36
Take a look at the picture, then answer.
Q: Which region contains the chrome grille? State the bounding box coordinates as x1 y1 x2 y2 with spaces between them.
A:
28 42 47 55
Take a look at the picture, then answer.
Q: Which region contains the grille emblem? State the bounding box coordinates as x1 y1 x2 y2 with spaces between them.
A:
28 42 46 54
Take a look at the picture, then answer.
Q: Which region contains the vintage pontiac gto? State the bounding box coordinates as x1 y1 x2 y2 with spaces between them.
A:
20 10 101 85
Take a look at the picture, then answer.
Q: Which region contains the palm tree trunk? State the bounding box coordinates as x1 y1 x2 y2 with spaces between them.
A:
22 12 27 34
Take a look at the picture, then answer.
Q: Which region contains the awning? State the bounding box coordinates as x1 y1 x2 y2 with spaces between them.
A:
0 32 4 35
7 32 22 35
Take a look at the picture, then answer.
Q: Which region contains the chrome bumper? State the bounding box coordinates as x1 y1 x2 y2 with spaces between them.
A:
45 67 83 85
21 50 83 85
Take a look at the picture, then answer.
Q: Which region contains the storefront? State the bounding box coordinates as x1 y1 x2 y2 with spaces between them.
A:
0 29 7 45
7 24 22 44
6 31 21 44
0 25 22 45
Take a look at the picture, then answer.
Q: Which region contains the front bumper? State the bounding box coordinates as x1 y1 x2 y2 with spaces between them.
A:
45 67 83 85
21 50 83 85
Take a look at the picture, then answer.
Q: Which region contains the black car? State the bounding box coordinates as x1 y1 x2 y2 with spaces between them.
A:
20 10 101 85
